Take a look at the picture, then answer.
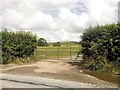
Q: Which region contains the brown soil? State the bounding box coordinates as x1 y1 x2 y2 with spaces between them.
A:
1 60 118 87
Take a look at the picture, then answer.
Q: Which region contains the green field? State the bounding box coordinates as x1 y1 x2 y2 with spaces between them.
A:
36 45 81 60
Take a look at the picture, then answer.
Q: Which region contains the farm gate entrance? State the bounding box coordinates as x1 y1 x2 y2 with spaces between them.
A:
35 44 81 61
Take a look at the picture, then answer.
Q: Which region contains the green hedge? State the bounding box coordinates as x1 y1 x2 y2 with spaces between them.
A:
81 23 120 74
1 28 37 64
0 31 2 63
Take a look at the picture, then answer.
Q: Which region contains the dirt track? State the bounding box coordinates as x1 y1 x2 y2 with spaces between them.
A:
1 60 118 88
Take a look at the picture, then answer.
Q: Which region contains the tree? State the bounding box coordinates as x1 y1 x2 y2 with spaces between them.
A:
38 38 49 46
53 42 61 46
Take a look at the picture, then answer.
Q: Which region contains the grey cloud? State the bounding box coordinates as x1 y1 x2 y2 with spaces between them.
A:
0 0 118 42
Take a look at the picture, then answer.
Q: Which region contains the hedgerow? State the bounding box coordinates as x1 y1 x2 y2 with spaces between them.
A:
1 28 37 64
80 23 120 74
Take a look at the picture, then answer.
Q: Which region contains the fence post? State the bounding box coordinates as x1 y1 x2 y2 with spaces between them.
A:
46 50 47 59
57 46 58 60
70 44 72 61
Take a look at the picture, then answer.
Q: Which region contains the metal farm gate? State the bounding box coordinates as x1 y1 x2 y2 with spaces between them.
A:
35 44 81 61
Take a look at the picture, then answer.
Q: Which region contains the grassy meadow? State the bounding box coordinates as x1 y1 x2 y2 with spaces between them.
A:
36 44 81 60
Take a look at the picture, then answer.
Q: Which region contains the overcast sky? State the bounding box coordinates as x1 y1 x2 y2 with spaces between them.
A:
0 0 119 42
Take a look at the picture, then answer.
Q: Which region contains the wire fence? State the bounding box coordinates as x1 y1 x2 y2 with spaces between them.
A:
35 44 81 61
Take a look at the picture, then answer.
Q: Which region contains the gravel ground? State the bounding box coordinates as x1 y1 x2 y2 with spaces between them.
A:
1 60 118 88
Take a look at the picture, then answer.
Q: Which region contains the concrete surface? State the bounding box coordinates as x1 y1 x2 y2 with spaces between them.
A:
0 73 104 88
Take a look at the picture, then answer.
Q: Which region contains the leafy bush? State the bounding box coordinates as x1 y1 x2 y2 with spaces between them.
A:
1 28 37 64
80 23 120 74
